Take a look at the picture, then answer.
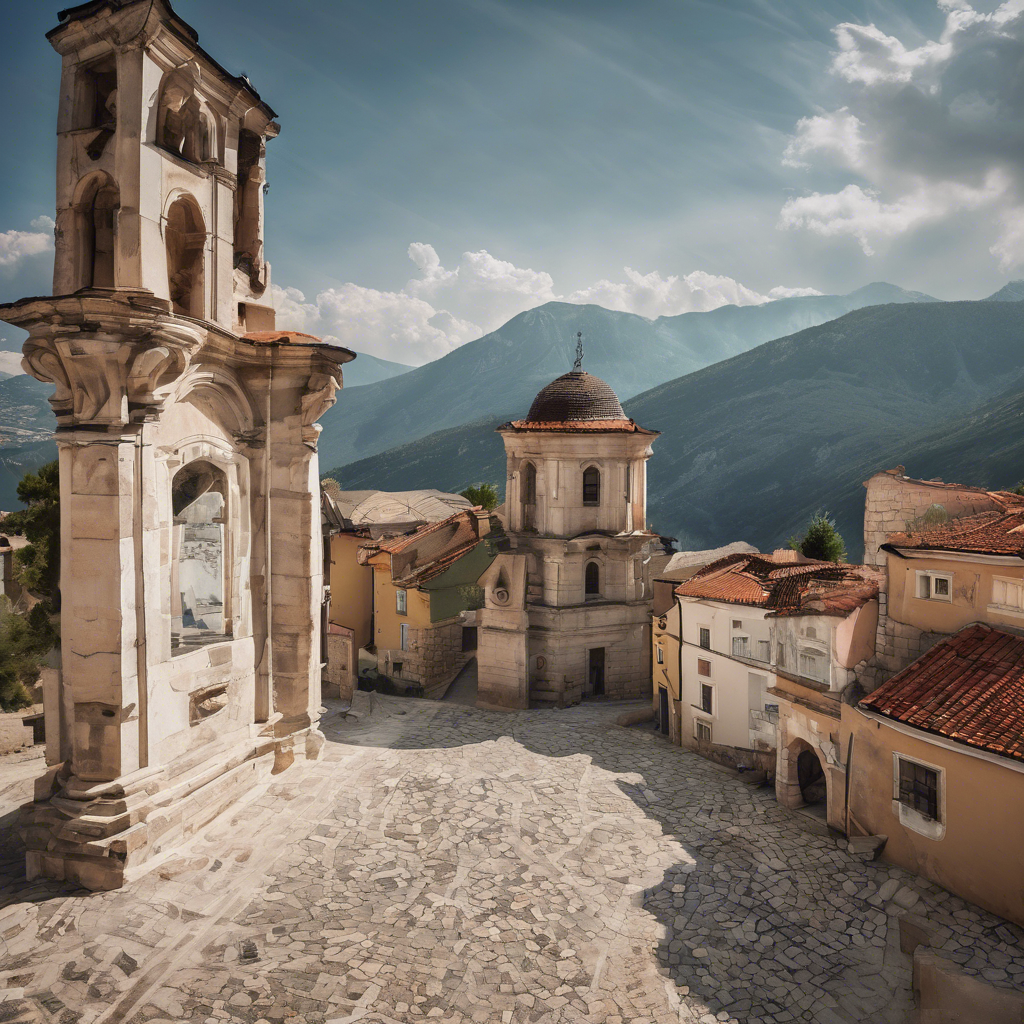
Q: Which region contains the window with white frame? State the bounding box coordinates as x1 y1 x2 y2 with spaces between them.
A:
916 570 952 602
894 754 944 839
698 625 711 650
400 622 409 651
757 639 771 662
656 645 664 665
697 657 711 676
396 588 407 614
798 648 828 683
731 630 750 658
991 576 1024 614
694 719 712 742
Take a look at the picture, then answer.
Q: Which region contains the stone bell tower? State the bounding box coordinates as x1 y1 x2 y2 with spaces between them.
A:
0 0 354 890
477 335 659 710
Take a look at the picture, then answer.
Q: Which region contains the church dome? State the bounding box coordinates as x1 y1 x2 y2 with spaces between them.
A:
525 371 627 423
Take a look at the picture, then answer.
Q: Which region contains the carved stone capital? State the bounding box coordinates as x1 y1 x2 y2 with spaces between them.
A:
4 295 205 429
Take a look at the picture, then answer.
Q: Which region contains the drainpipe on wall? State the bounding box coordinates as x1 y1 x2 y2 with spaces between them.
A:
675 594 684 705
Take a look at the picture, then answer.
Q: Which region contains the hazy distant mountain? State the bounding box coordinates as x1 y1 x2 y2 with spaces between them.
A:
341 350 414 388
316 284 934 472
330 299 1024 561
0 375 57 511
985 280 1024 302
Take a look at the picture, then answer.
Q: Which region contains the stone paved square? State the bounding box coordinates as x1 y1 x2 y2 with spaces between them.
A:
1 696 1022 1024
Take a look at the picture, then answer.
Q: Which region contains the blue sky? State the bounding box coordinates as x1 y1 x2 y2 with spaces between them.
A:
2 0 1021 363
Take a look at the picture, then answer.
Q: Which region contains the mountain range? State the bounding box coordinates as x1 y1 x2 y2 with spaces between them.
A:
330 296 1024 561
314 283 934 472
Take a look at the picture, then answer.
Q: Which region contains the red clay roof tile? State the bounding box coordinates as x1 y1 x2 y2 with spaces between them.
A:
860 623 1024 762
885 504 1024 558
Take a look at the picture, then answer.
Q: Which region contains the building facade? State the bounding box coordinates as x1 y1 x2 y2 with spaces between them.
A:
477 367 658 709
359 508 500 697
1 0 351 889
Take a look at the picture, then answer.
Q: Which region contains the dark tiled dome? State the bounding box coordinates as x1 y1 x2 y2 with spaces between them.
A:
526 371 627 423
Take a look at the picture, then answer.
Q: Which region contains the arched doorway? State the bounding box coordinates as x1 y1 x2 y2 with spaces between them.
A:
797 748 827 805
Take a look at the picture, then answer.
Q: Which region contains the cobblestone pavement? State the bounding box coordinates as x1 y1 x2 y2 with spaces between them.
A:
2 696 1023 1024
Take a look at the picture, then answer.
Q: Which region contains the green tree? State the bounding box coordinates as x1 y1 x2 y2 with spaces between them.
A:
0 600 56 711
460 483 500 511
789 509 847 563
2 460 61 605
1010 480 1024 496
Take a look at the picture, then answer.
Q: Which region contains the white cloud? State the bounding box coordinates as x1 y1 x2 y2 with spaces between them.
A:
782 109 865 170
567 267 768 317
780 176 1007 255
0 216 54 267
767 285 824 299
990 208 1024 270
780 2 1024 266
274 245 818 364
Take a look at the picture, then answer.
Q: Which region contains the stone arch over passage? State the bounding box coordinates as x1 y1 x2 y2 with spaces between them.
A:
779 737 829 809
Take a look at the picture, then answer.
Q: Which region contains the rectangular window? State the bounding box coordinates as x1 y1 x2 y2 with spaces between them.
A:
700 683 713 715
898 757 939 821
991 576 1024 613
731 635 750 659
697 658 711 676
400 622 409 651
396 588 407 614
799 650 824 681
732 619 743 630
698 626 711 650
393 661 403 677
757 639 771 662
695 720 712 743
656 645 664 665
916 570 952 602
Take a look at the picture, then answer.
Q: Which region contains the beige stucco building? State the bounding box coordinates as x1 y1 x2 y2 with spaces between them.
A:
477 363 658 709
0 0 351 889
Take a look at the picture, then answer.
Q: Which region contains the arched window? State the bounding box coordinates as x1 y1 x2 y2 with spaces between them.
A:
157 72 201 162
582 466 601 506
234 128 266 293
165 195 206 318
585 561 600 597
521 461 536 528
171 460 228 653
72 174 119 290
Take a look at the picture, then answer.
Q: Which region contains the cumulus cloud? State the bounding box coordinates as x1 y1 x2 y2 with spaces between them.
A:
273 245 815 364
780 1 1024 267
0 216 54 267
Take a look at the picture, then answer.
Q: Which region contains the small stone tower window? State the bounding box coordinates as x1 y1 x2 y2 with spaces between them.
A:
72 174 119 290
158 73 202 162
165 195 206 318
583 466 601 506
74 55 118 131
521 461 537 528
585 561 600 597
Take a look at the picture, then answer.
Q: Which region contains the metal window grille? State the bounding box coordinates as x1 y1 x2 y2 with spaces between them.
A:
898 758 939 821
700 684 713 714
699 627 711 650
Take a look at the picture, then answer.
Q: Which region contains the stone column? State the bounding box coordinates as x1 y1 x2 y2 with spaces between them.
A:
58 432 143 782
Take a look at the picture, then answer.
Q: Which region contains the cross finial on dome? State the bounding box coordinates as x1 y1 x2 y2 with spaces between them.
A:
573 331 584 371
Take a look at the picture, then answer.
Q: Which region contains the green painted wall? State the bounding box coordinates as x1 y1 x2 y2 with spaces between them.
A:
423 540 496 623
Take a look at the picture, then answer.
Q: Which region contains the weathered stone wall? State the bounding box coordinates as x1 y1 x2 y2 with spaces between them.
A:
861 468 1004 691
324 630 354 702
393 619 470 697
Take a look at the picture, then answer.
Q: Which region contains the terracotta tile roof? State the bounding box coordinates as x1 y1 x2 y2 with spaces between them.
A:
499 419 658 434
675 553 881 618
358 508 497 587
860 623 1024 762
885 502 1024 558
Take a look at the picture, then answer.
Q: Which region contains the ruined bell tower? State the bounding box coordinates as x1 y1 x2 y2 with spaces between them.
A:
1 0 354 890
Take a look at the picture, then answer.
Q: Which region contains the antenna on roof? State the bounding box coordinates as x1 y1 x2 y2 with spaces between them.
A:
573 330 584 371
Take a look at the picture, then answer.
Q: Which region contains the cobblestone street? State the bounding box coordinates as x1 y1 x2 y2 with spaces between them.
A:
2 696 1023 1024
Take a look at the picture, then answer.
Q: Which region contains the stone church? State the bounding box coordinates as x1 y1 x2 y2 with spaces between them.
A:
1 0 352 889
477 348 659 709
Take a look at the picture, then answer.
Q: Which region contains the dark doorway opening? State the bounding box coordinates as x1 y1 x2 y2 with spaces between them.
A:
461 626 477 653
589 647 605 696
659 687 669 735
797 749 826 805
